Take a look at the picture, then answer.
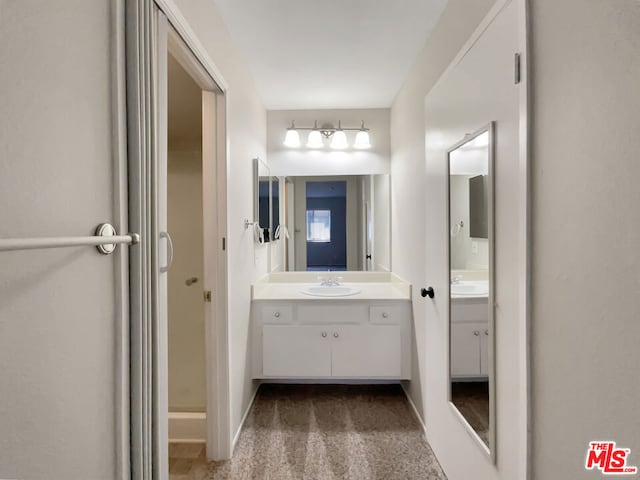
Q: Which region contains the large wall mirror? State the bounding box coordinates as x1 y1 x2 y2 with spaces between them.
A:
448 122 495 458
275 174 390 272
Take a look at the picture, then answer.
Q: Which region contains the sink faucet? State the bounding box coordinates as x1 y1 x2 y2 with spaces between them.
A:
319 274 342 286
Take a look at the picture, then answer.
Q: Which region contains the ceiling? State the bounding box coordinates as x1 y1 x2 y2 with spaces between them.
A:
213 0 448 110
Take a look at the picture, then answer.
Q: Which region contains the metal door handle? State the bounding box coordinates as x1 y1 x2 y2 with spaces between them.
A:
185 277 198 286
159 231 174 273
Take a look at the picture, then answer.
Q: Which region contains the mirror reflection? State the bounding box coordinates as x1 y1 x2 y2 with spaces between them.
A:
254 158 273 243
448 124 494 453
277 174 390 272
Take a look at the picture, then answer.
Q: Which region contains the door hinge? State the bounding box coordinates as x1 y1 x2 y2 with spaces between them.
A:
514 52 521 85
222 237 226 251
204 290 212 302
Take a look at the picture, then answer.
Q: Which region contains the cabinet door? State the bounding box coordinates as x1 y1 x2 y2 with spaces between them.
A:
451 323 483 377
263 325 331 377
331 325 402 377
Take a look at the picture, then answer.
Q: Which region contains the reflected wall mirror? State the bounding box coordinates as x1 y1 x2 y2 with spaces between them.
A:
276 174 390 272
447 122 495 459
253 157 274 243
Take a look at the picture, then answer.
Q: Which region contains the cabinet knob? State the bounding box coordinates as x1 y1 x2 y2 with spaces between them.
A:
333 332 339 338
473 330 480 336
274 312 280 318
382 312 389 318
321 331 327 338
421 287 435 299
484 330 489 335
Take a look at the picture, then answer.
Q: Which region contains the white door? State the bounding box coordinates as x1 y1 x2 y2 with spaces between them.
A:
0 2 127 479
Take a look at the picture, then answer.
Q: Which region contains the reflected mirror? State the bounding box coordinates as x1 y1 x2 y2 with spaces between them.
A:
448 123 495 457
276 174 390 272
254 158 272 243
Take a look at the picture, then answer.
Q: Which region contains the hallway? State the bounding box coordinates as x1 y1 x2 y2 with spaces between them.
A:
170 385 446 479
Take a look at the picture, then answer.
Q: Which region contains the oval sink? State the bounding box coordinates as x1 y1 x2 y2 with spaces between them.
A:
451 282 488 296
301 286 361 297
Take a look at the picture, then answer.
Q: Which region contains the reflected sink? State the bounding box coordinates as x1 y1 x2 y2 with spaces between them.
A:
301 286 361 297
451 281 488 296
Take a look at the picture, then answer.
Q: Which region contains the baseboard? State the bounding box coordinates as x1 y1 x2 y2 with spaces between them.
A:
168 411 207 443
231 385 260 451
401 383 428 438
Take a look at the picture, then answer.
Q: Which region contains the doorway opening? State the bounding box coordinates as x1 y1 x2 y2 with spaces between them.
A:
305 181 347 271
166 51 206 447
159 18 230 473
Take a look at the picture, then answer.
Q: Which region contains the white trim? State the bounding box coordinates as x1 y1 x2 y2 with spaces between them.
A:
151 0 232 464
516 1 531 478
232 386 260 450
153 0 228 92
401 383 428 438
168 412 207 443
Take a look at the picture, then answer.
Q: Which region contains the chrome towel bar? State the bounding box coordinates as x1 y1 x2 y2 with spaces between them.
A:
0 223 140 255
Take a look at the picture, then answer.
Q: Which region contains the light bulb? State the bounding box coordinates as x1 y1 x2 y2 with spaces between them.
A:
307 129 323 148
354 130 371 149
330 130 348 149
284 128 300 147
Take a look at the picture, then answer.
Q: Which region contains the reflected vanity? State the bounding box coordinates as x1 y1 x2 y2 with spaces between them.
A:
448 123 495 458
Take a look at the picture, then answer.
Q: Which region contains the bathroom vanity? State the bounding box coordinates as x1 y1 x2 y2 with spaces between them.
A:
251 272 412 380
450 294 489 378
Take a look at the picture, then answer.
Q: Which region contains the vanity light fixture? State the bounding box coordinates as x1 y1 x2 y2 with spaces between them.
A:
283 120 371 149
330 121 348 149
284 121 301 147
353 121 371 149
306 121 324 148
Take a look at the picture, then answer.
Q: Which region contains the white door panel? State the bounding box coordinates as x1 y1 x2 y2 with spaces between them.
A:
0 2 123 479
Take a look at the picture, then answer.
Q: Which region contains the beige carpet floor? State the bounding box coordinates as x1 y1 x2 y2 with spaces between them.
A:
204 384 447 480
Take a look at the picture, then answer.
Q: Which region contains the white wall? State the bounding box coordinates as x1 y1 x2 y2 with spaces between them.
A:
390 0 495 424
267 109 390 177
170 0 268 447
529 1 640 478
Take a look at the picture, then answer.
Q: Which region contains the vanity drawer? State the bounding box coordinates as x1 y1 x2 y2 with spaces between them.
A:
260 304 294 324
369 305 403 325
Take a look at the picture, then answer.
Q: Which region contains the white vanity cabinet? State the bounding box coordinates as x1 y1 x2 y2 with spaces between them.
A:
252 300 411 380
450 297 489 379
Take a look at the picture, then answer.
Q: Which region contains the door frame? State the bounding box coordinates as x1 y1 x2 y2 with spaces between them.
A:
126 1 231 478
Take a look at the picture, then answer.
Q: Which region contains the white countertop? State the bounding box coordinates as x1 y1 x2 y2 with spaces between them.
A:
252 272 412 301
